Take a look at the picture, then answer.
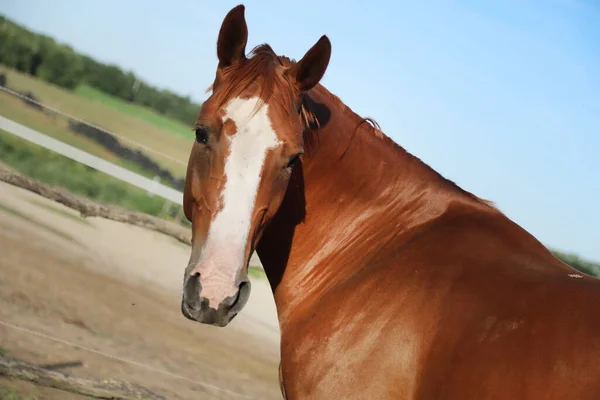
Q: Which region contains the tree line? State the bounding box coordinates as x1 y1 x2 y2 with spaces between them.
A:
552 250 600 278
0 15 202 126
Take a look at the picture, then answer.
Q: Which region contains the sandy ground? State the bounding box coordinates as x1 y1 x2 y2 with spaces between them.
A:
0 180 282 400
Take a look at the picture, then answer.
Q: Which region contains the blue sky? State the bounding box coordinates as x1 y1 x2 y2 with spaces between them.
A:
2 0 599 260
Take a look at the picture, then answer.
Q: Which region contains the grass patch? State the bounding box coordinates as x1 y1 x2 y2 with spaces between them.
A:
0 129 187 226
75 85 193 139
0 387 27 400
0 89 178 182
0 347 6 356
28 199 93 226
248 266 266 280
0 202 76 243
0 66 192 178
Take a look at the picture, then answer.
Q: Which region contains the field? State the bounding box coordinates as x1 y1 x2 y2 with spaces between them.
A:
0 128 183 221
0 66 194 179
75 85 194 139
0 180 281 400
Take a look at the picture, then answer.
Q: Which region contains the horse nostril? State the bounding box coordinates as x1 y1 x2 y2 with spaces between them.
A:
183 273 202 307
230 280 251 313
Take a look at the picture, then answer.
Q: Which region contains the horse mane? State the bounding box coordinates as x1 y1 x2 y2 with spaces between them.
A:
207 43 496 209
312 86 495 208
360 116 496 208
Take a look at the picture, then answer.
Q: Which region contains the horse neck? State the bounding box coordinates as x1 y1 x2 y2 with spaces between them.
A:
256 84 483 327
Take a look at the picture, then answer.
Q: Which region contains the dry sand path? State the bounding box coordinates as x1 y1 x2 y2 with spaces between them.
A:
0 181 282 399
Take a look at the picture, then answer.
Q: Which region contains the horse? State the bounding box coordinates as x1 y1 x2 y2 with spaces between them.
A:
180 5 600 399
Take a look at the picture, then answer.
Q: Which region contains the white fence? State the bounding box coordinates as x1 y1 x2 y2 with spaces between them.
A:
0 115 184 205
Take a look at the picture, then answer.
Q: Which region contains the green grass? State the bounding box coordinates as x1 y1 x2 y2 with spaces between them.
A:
75 85 194 139
248 266 266 280
0 66 193 178
0 87 182 183
0 387 27 400
0 347 6 356
0 129 185 224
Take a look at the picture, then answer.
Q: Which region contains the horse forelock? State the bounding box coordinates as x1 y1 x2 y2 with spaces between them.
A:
203 43 323 138
209 45 291 110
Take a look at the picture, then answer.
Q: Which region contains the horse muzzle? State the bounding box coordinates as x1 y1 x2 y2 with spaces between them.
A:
181 272 251 327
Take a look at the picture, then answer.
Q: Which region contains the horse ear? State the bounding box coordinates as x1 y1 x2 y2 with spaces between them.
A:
289 35 331 92
217 4 248 68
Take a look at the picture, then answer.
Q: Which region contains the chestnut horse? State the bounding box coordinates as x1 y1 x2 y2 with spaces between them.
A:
181 4 600 399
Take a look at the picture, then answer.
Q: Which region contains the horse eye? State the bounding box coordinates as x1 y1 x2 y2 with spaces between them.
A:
286 153 303 169
195 126 209 145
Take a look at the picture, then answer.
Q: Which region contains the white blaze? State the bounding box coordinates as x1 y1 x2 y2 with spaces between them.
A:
195 96 280 308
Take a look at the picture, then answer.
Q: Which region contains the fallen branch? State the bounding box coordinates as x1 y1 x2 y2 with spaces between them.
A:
0 355 166 400
0 165 192 245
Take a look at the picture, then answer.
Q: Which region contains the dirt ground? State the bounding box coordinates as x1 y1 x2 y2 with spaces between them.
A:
0 180 282 400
